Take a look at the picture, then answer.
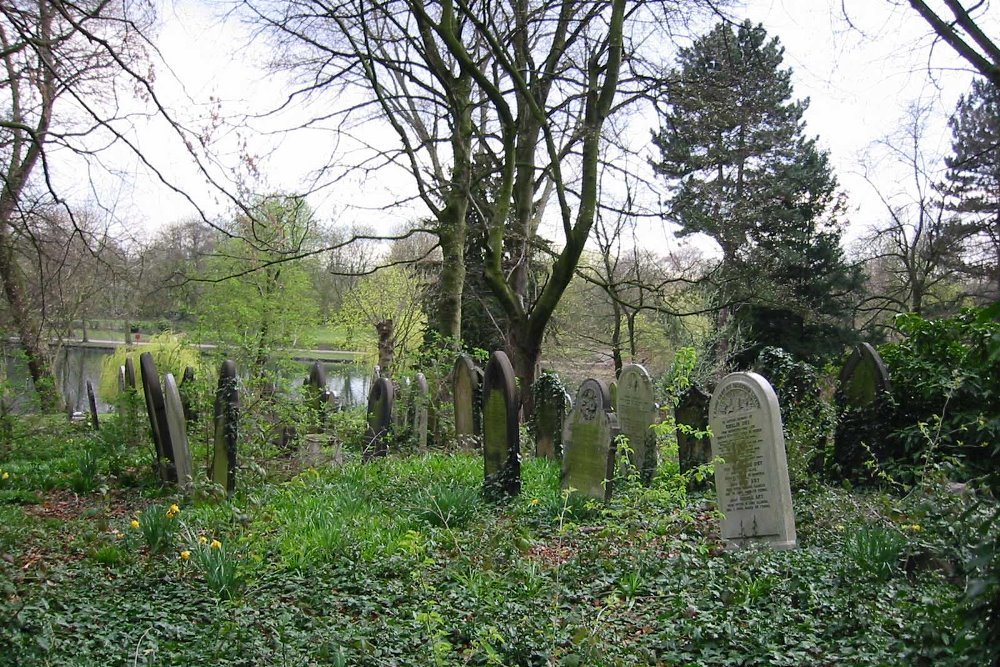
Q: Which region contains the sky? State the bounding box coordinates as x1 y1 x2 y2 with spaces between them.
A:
109 0 993 251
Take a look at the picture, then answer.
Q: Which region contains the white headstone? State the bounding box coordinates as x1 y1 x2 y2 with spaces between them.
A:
163 373 194 493
709 372 796 550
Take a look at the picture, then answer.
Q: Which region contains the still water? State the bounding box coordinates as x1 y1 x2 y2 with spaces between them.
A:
2 344 370 414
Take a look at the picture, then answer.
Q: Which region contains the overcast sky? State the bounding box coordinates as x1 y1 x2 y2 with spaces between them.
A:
116 0 992 250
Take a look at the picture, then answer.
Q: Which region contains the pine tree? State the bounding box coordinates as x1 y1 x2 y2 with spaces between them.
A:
651 20 860 362
946 78 1000 301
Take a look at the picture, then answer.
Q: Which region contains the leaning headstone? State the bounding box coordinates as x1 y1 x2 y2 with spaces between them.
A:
86 379 100 431
675 386 712 482
363 377 394 461
413 373 429 450
139 352 175 482
453 354 480 448
616 364 657 484
709 372 796 550
833 343 894 483
180 366 198 424
212 360 239 496
163 373 194 492
482 351 520 499
562 379 619 501
117 365 127 394
123 357 137 390
532 372 569 459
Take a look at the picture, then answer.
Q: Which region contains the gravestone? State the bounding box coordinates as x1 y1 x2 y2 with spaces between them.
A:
163 373 194 492
117 365 126 394
139 352 176 482
482 351 520 499
675 386 712 481
180 366 198 424
364 377 394 461
394 376 411 433
212 360 239 496
86 379 100 431
709 372 796 550
608 381 618 412
532 372 570 459
562 379 619 501
453 354 480 448
616 364 657 484
413 373 429 450
123 357 137 390
833 343 894 483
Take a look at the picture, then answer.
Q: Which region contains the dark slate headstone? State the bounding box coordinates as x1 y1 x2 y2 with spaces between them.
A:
562 379 619 501
212 360 239 496
710 372 796 550
482 351 520 499
532 372 569 459
453 354 480 448
163 373 194 492
676 386 712 481
617 364 657 484
414 373 429 450
139 352 175 482
123 357 137 390
180 366 198 424
86 379 100 431
838 343 891 407
364 377 394 461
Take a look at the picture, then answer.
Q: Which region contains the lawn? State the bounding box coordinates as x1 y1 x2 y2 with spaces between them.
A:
0 414 988 666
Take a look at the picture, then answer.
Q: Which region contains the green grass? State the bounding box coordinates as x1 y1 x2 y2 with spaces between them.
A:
0 415 989 666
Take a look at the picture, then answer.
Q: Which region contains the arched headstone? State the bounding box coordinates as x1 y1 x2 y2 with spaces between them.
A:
710 372 796 550
482 351 520 499
833 343 893 482
562 379 618 501
676 386 712 482
86 379 100 431
364 377 394 461
617 364 657 484
453 354 480 448
532 372 569 459
212 360 239 496
139 352 175 482
838 343 891 407
163 373 194 492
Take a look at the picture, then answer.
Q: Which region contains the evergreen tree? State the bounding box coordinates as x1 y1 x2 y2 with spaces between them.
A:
946 78 1000 301
651 20 860 362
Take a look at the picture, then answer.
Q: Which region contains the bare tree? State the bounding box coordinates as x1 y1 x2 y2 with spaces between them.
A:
905 0 1000 87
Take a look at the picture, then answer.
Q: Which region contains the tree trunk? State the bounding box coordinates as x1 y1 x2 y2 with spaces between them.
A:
509 323 541 422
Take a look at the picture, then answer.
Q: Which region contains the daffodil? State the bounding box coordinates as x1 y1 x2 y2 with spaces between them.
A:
130 519 140 529
530 498 540 506
210 539 222 550
180 550 191 561
1 471 8 480
198 535 208 545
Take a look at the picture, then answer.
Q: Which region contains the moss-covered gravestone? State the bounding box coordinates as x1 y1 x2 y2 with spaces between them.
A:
86 379 100 431
364 377 394 461
833 343 893 482
163 373 194 492
139 352 175 482
414 373 429 450
453 354 481 449
608 380 618 411
676 386 712 483
617 364 657 484
532 372 569 459
710 372 796 550
212 360 239 496
562 379 618 501
482 351 520 499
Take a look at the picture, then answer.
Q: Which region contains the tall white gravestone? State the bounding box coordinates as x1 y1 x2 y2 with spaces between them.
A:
709 372 796 550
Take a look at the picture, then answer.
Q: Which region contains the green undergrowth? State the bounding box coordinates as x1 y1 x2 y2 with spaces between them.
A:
0 431 987 666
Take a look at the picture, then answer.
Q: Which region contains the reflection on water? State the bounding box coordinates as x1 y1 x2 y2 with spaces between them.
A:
1 344 369 414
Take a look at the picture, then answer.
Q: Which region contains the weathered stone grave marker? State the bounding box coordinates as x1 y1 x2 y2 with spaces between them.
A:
833 343 893 482
413 372 429 450
139 352 175 482
123 357 137 390
608 380 618 411
180 366 198 424
838 343 891 407
562 378 619 501
86 379 100 431
163 373 194 492
482 351 520 499
212 360 239 496
532 372 569 459
709 372 796 550
617 364 657 484
676 386 712 482
453 354 481 448
364 377 394 461
117 365 127 394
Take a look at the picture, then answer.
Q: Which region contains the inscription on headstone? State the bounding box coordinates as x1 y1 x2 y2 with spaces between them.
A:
482 351 520 499
212 360 239 496
617 364 657 484
364 377 394 461
163 373 194 492
562 379 619 501
710 372 796 550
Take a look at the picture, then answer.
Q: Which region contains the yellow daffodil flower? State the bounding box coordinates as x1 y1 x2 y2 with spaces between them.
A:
210 539 222 550
180 550 191 561
198 535 208 545
130 519 140 529
530 498 540 506
1 471 8 480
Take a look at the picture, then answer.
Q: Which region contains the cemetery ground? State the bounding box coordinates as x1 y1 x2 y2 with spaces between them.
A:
0 413 988 666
